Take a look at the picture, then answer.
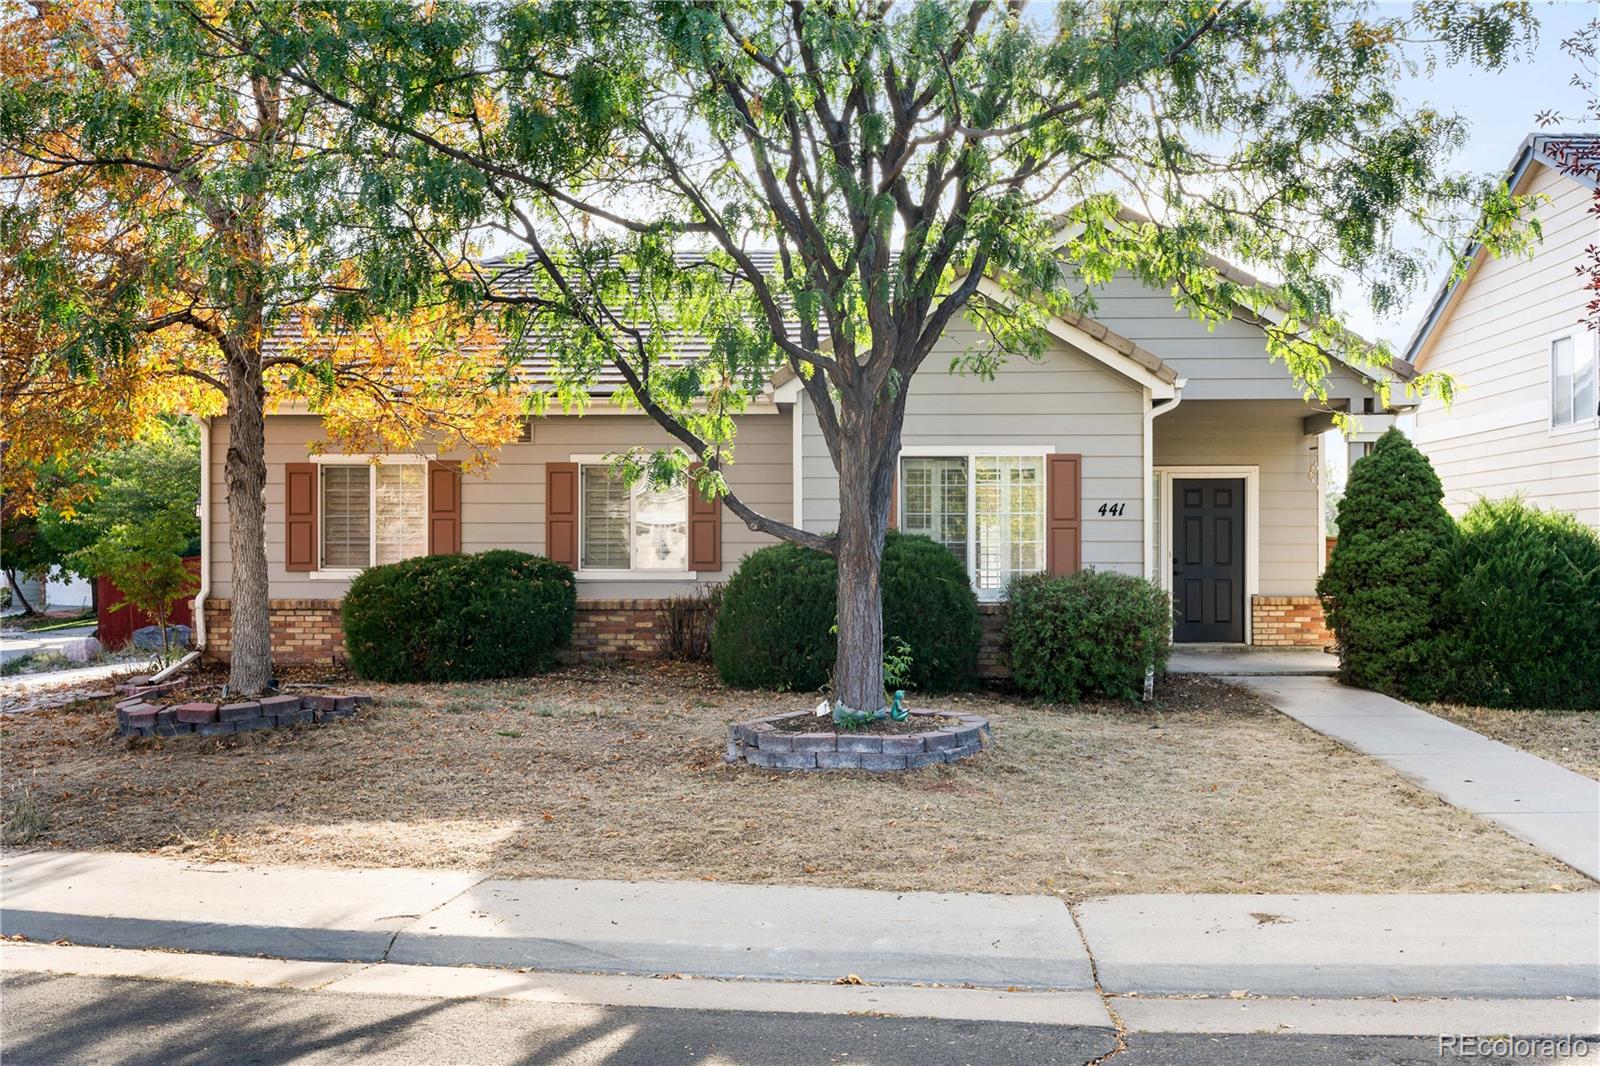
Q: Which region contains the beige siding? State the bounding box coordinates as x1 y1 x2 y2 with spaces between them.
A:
206 411 791 601
1413 163 1600 528
1081 273 1376 404
799 322 1149 576
1153 400 1323 596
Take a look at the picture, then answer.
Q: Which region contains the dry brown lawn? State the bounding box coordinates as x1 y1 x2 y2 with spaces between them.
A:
2 664 1590 897
1427 703 1600 781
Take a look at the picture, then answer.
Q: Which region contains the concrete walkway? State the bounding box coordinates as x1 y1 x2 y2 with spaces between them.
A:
1232 675 1600 880
3 850 1596 1001
1167 645 1337 676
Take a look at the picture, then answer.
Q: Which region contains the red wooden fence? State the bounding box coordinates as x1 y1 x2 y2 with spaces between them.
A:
95 556 201 650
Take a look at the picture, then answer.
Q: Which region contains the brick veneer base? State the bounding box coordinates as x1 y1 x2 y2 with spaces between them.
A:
1251 595 1333 648
202 596 675 664
204 599 347 663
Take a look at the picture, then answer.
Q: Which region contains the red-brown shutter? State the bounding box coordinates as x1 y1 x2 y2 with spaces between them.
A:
887 470 898 531
688 469 723 571
285 463 318 572
1046 454 1082 575
546 462 579 569
428 460 462 554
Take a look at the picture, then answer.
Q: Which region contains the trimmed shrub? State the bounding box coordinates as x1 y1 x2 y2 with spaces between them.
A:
1421 499 1600 709
881 532 982 692
1003 570 1172 702
710 532 981 693
710 542 838 691
342 550 575 682
1317 429 1454 694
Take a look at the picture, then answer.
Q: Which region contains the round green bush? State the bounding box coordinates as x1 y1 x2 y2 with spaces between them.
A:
710 532 981 693
342 549 576 682
1002 570 1172 702
1422 499 1600 709
710 541 839 691
1316 428 1455 695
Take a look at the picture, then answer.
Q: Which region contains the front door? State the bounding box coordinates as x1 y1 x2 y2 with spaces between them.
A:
1172 478 1245 642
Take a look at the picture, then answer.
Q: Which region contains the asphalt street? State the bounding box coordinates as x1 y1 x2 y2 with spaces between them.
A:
0 973 1558 1066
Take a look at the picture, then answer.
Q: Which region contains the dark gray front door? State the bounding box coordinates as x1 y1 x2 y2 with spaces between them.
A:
1172 478 1245 643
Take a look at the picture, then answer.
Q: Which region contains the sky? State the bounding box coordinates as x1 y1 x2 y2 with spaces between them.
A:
1338 0 1594 347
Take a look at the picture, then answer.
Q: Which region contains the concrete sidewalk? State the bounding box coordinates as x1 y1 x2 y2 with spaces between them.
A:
3 850 1596 1000
1232 675 1600 880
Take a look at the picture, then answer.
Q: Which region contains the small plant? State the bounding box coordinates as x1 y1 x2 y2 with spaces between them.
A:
74 516 198 664
2 788 47 845
0 655 30 677
495 728 523 738
660 584 723 662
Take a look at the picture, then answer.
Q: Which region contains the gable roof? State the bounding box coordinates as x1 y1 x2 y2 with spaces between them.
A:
1053 205 1417 387
1403 132 1599 368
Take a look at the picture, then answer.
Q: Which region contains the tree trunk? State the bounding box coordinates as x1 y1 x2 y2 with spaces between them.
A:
4 569 36 616
224 336 273 695
831 430 893 714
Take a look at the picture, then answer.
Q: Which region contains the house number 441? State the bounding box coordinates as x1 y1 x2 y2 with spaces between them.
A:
1097 502 1126 516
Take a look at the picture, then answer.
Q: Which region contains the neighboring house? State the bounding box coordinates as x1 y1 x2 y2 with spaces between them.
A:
1409 133 1600 529
195 260 1412 670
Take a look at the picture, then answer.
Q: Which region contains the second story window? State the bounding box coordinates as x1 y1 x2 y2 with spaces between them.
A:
1551 333 1598 430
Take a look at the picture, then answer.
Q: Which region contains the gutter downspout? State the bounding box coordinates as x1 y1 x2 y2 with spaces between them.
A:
192 415 211 651
1147 377 1186 593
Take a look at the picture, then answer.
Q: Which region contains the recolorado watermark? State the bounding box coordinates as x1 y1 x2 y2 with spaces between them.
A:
1439 1034 1593 1058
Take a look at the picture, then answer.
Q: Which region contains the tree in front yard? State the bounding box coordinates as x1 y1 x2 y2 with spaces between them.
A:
233 1 1528 714
1317 428 1455 694
1 1 524 694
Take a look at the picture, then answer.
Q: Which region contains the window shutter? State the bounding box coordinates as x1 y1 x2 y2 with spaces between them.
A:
546 462 579 569
427 460 462 555
887 470 898 531
688 470 723 571
1046 454 1082 575
285 463 318 572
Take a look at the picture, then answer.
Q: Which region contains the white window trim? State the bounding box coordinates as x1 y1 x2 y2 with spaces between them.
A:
309 454 432 578
1154 466 1260 646
1548 328 1600 437
896 445 1055 602
572 455 699 580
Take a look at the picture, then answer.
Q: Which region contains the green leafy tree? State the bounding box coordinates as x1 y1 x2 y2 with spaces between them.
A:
1317 428 1455 693
2 2 521 694
40 419 202 571
231 0 1531 713
75 515 199 663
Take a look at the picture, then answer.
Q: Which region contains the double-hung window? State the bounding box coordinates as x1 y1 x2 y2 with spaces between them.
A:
319 462 428 570
900 453 1046 598
1551 332 1599 430
580 465 689 572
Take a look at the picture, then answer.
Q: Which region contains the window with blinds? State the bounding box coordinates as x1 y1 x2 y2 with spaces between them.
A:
579 466 689 571
900 454 1045 598
375 464 428 565
321 465 371 568
974 456 1045 594
634 484 688 570
902 457 968 564
581 466 632 569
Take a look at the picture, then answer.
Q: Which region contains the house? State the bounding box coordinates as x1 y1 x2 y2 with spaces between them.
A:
1408 133 1600 529
194 258 1413 672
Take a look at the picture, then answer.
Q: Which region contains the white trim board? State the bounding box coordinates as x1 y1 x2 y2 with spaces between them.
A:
1155 465 1261 645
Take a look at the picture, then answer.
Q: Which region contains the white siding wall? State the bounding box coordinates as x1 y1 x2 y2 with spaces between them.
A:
1153 400 1323 596
798 322 1148 576
206 411 791 601
1413 163 1600 528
